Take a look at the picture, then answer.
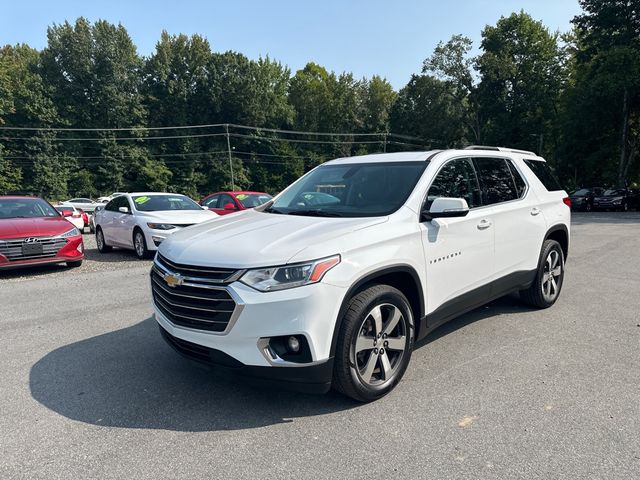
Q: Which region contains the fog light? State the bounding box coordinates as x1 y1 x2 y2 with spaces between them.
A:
287 336 300 353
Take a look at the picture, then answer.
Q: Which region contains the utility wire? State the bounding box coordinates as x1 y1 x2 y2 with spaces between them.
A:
0 122 424 142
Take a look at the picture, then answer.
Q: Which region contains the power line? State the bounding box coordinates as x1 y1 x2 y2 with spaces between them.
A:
0 122 425 142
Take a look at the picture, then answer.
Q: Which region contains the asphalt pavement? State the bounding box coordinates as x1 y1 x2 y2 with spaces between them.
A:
0 213 639 479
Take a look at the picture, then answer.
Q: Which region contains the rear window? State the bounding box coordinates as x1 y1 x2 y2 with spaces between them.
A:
523 159 563 191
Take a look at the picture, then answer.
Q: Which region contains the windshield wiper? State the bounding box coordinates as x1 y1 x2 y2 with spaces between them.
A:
263 206 286 214
287 209 343 217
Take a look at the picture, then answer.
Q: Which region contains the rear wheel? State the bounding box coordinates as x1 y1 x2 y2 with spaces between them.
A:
96 227 112 253
333 284 414 402
520 239 565 308
133 229 150 260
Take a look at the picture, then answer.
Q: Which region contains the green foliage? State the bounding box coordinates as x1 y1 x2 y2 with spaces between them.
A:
1 9 639 198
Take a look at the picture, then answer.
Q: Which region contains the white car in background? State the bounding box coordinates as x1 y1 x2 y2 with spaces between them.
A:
59 197 99 213
94 192 217 259
54 204 86 232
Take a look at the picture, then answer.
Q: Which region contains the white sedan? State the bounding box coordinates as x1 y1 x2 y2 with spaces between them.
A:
54 204 86 233
94 192 217 259
60 197 99 213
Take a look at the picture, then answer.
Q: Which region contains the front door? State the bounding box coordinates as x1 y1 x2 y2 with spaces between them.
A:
421 157 495 327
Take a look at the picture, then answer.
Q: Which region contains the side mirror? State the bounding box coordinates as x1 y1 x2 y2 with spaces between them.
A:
421 197 470 222
223 203 237 211
118 206 130 214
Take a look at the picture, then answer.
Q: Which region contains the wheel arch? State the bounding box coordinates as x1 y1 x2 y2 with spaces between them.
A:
544 224 569 260
329 265 425 357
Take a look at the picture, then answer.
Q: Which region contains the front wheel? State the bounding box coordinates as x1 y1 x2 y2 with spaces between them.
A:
333 284 414 402
133 229 151 260
520 239 565 308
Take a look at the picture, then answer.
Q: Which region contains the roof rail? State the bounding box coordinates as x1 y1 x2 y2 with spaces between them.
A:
464 145 537 156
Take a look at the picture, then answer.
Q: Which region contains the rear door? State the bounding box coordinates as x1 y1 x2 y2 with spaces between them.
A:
113 196 135 247
100 199 118 244
422 157 495 325
473 156 547 282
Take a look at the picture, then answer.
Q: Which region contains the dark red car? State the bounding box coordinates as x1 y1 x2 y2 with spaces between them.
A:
0 196 84 270
200 191 272 215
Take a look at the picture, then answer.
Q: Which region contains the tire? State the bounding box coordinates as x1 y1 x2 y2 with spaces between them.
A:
520 239 565 309
333 284 414 402
96 227 112 253
133 228 151 260
66 260 83 268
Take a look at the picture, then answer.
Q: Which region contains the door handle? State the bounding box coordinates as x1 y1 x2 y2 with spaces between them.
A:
530 207 541 216
477 219 492 230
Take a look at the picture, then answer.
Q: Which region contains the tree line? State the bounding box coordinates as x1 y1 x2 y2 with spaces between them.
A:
0 0 638 199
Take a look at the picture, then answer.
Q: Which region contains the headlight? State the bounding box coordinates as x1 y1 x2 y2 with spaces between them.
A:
240 255 340 292
59 227 80 238
147 223 176 230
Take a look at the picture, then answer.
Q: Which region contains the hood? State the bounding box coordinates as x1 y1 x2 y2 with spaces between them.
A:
159 209 387 268
138 209 217 224
0 217 75 239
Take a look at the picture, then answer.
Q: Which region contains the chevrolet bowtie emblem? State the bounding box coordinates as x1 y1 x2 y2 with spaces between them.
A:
164 273 183 288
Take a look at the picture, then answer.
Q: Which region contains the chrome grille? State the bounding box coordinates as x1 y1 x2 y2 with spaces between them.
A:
151 260 242 333
0 236 68 261
156 253 243 283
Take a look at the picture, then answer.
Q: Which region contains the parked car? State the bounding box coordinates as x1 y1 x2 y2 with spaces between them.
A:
94 192 217 259
89 205 104 233
200 191 272 215
152 147 570 402
59 198 99 213
54 205 86 233
592 188 640 211
96 197 111 204
569 187 604 212
0 196 84 270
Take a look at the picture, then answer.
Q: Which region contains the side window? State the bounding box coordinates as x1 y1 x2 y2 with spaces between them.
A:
203 195 219 208
105 199 117 212
523 159 562 191
219 194 236 208
507 161 527 198
473 157 518 205
425 158 482 210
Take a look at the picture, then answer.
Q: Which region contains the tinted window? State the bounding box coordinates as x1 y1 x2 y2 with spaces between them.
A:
523 159 562 191
202 195 219 208
425 158 481 210
270 161 428 217
235 193 272 208
0 198 59 219
132 195 201 212
507 161 527 198
219 194 236 209
473 157 518 205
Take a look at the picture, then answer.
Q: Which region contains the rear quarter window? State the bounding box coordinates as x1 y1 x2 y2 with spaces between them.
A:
524 159 563 191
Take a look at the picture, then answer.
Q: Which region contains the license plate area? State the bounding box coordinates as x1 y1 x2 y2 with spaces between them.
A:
22 242 43 256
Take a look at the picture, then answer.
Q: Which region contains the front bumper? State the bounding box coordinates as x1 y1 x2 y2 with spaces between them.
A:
0 236 84 270
159 324 333 393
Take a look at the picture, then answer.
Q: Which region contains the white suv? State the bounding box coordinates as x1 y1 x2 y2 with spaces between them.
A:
152 147 570 401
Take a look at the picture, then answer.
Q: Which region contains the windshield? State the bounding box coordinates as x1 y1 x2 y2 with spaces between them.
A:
603 189 625 196
267 161 428 217
572 189 590 196
132 195 202 212
236 193 272 208
0 198 60 219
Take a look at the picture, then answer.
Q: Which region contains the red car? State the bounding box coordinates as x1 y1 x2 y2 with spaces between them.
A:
200 191 272 215
0 196 84 270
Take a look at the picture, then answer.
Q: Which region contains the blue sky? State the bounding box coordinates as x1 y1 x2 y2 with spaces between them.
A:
1 0 581 89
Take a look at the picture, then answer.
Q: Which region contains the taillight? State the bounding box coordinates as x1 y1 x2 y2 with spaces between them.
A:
563 197 572 207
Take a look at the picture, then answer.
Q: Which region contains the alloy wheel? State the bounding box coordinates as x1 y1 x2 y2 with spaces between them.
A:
541 249 562 303
353 303 407 387
135 232 145 257
97 230 104 250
